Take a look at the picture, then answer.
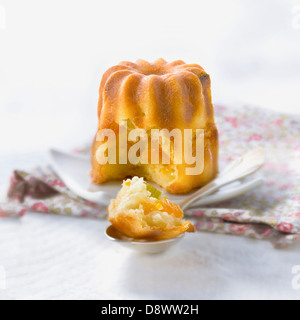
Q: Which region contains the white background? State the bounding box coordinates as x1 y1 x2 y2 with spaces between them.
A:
0 0 300 300
0 0 300 155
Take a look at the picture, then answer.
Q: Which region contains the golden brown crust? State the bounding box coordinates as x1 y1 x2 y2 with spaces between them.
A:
108 212 194 241
91 59 219 194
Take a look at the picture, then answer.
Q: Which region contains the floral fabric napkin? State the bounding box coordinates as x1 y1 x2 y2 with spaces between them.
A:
1 105 300 248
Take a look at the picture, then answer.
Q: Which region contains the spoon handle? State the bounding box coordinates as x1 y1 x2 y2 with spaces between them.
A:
180 180 221 211
180 149 265 211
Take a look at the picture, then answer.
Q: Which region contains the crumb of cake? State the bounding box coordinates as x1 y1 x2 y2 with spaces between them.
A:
107 177 194 241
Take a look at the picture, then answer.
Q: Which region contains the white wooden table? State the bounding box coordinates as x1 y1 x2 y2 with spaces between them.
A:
0 145 300 300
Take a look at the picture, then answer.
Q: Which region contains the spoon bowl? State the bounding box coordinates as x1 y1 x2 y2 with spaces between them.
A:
105 225 185 254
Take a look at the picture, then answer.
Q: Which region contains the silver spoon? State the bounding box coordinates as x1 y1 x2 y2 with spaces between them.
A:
105 149 265 253
105 225 185 254
180 148 265 211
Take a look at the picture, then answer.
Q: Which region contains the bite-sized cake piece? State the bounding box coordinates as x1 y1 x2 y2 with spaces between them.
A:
91 58 218 194
108 177 194 241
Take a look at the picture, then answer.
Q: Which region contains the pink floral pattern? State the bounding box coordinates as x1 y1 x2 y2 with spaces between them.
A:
277 222 294 233
0 104 300 248
186 105 300 248
1 168 106 219
31 202 49 213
